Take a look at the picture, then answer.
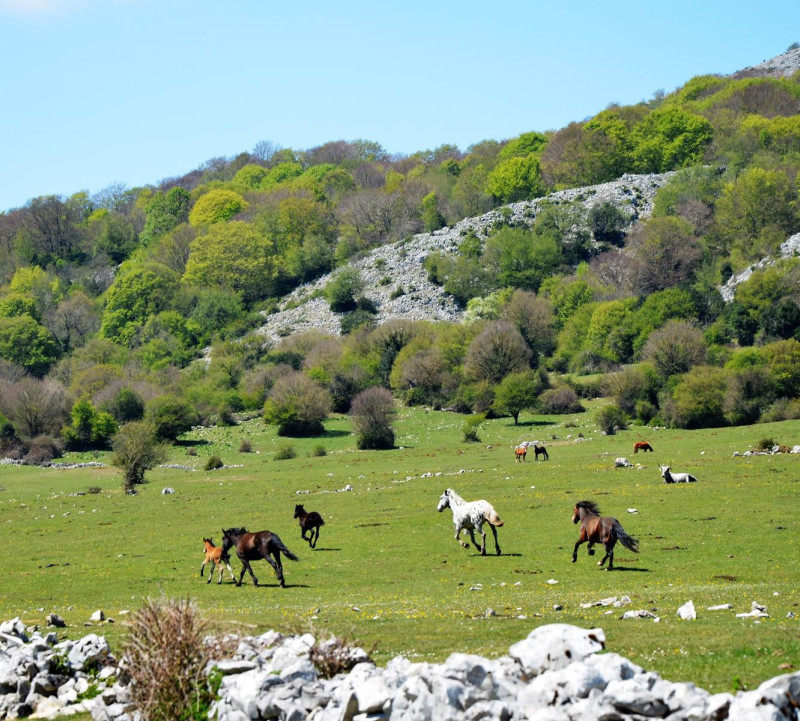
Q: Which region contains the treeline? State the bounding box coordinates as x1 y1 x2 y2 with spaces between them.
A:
1 53 800 463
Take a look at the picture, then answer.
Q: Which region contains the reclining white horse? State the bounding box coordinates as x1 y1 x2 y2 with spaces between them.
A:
660 465 697 483
437 488 504 555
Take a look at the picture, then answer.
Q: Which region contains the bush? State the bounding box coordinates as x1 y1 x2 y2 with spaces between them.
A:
309 632 374 680
462 414 485 443
123 597 214 721
325 267 364 312
340 309 377 335
274 443 296 460
238 438 252 453
145 395 197 441
22 435 62 466
755 437 776 451
539 387 585 415
760 398 800 423
635 400 658 424
595 404 628 435
87 486 102 495
263 372 331 437
310 444 327 457
204 455 224 470
111 422 168 494
349 387 396 450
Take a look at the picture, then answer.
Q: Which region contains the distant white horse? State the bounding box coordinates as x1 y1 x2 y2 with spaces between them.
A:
437 488 504 555
660 465 697 484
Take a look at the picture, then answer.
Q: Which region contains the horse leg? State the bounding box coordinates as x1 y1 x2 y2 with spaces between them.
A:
587 542 596 556
207 561 214 584
572 538 585 563
311 525 319 549
456 529 470 549
489 523 501 555
477 527 487 556
240 558 258 587
467 528 482 553
200 559 206 578
225 561 235 583
264 551 284 587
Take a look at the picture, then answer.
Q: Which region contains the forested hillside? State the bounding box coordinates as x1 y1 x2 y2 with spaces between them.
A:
2 45 800 470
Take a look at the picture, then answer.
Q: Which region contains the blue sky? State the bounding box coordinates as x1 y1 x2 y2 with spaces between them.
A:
1 0 798 212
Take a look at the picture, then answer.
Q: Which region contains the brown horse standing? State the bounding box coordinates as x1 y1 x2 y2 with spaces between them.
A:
294 504 325 548
571 501 639 571
634 441 653 453
514 446 527 462
221 527 299 588
200 537 235 584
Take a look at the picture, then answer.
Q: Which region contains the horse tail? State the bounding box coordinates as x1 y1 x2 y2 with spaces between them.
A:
486 510 504 527
272 533 300 562
613 521 639 553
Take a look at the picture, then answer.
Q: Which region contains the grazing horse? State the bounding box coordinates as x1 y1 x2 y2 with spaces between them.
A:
514 446 527 462
437 488 504 556
660 465 697 484
571 500 638 571
221 527 299 588
294 504 325 548
533 444 549 461
634 441 653 453
200 537 235 585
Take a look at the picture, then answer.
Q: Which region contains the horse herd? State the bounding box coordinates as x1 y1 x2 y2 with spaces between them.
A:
201 440 696 587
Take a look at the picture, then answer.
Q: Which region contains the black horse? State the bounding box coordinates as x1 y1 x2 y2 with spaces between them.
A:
294 504 325 549
533 445 549 461
221 527 299 587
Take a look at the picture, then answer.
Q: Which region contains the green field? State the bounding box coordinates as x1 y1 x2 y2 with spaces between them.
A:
1 405 799 694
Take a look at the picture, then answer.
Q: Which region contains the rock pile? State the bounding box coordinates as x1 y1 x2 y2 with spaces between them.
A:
4 618 799 720
256 173 675 344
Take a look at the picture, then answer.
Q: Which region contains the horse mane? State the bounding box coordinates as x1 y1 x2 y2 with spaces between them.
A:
446 488 464 504
576 500 601 516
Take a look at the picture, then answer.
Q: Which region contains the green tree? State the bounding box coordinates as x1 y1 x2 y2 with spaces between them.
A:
499 131 548 159
325 267 364 312
188 189 248 226
667 366 728 429
111 421 168 494
486 155 547 203
145 395 197 441
484 227 563 292
630 107 713 173
140 187 190 246
642 320 707 377
63 396 119 450
493 370 544 424
421 191 446 232
0 315 59 376
183 222 278 303
101 263 179 345
464 321 531 384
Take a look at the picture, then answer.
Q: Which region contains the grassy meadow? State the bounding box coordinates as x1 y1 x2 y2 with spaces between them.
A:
1 403 799 695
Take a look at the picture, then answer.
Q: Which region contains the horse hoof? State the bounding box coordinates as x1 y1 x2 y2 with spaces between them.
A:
496 550 502 556
597 561 603 566
588 549 595 556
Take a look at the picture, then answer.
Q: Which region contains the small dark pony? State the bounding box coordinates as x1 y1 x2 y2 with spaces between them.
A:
221 527 299 588
634 441 653 453
533 444 549 461
294 504 325 548
571 500 639 571
514 446 527 462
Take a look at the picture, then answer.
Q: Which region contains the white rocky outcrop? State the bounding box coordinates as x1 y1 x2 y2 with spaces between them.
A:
256 173 675 343
3 619 800 720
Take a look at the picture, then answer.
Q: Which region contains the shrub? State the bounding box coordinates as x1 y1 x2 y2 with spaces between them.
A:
274 443 296 460
22 435 62 466
595 404 628 435
310 444 327 457
325 268 364 312
111 422 168 494
309 632 374 680
755 437 776 451
123 597 213 721
539 387 585 415
188 189 248 226
340 309 377 335
666 366 728 429
462 414 485 443
349 387 396 450
204 455 224 470
635 400 658 424
760 398 800 423
263 372 331 437
238 438 252 453
87 486 102 495
145 395 197 441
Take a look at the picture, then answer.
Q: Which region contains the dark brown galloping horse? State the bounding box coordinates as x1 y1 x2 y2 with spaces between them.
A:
221 527 299 587
294 504 325 548
571 501 639 571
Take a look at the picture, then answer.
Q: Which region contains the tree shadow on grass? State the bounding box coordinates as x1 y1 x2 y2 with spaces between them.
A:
175 439 209 447
513 419 555 428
